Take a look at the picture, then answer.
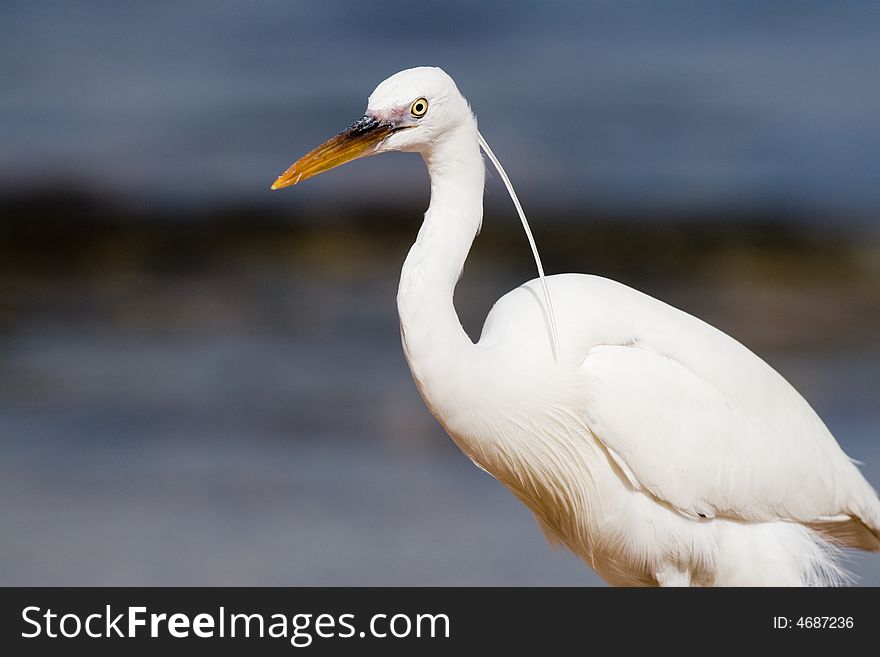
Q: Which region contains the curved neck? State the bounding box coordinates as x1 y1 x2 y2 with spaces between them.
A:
397 120 485 412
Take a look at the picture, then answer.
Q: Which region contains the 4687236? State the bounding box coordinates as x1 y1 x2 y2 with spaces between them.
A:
773 616 854 629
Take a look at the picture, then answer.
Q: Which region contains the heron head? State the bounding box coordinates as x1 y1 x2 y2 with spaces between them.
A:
270 67 471 190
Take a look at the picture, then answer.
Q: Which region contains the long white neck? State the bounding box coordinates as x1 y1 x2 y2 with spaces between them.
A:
397 117 485 419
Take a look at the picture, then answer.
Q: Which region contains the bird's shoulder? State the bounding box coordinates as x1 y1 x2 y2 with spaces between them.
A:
481 272 804 414
479 273 629 354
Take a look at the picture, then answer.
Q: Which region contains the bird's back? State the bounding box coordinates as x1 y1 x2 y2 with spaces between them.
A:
479 273 880 554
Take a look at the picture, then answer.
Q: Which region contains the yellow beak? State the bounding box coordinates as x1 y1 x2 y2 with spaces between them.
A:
270 115 395 190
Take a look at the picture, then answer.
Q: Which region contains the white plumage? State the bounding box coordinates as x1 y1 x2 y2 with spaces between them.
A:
272 66 880 586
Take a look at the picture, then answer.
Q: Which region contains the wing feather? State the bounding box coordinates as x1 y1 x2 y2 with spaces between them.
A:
581 343 876 533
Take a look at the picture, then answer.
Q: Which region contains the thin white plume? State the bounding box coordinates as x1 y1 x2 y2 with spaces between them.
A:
478 132 560 362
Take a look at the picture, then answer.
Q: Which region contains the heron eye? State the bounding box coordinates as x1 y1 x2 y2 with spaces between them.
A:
410 98 429 117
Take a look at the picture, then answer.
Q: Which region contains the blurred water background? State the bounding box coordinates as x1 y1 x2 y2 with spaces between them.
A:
0 1 878 585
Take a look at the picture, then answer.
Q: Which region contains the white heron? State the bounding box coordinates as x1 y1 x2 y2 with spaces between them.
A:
271 67 880 586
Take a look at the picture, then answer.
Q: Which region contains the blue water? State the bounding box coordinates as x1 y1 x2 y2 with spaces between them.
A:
1 1 879 218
